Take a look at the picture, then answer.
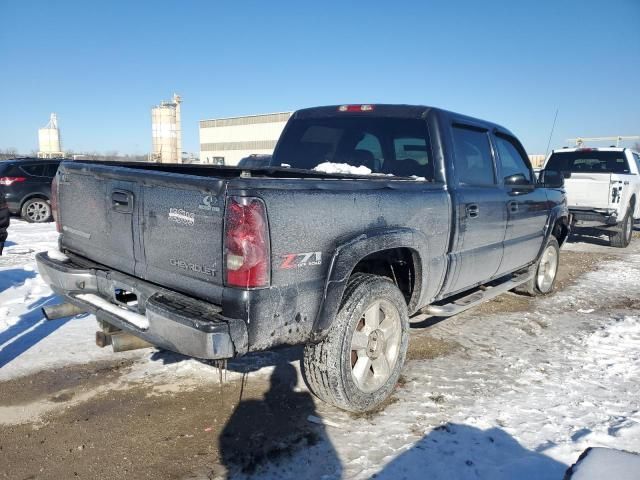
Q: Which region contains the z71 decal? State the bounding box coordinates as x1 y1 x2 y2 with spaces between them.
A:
280 251 322 269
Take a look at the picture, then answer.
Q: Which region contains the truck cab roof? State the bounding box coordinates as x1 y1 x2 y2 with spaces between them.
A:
291 104 519 138
551 147 639 155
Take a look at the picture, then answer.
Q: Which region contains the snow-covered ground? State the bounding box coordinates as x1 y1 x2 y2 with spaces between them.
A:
0 220 144 380
1 219 639 479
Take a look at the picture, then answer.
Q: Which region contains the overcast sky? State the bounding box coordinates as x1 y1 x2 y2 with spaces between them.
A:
1 0 639 155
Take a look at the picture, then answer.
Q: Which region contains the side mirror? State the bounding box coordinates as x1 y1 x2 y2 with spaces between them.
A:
504 173 529 186
538 169 564 188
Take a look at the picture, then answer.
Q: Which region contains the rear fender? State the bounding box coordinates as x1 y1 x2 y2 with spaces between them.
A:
311 227 428 339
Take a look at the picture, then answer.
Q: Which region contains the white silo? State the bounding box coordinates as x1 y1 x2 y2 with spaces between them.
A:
38 113 64 158
151 93 182 163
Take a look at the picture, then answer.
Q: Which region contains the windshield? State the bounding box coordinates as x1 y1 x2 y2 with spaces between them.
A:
546 151 630 174
272 117 434 179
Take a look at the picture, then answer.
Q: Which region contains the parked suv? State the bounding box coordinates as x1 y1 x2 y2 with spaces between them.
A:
0 185 8 255
0 158 63 222
545 147 640 247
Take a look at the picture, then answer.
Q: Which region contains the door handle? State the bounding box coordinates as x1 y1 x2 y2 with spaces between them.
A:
508 201 519 213
466 203 479 218
112 190 133 212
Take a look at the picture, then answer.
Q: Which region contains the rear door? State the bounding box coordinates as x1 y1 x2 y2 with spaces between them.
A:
443 124 506 294
493 133 548 274
19 162 53 198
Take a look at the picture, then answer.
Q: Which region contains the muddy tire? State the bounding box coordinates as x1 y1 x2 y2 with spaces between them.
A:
514 236 560 296
21 198 52 223
302 274 409 412
610 207 633 248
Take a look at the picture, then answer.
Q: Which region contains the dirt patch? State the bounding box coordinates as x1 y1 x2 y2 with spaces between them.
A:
472 291 532 315
470 249 616 316
0 363 323 480
349 394 399 421
0 359 135 407
598 295 640 311
407 335 463 361
429 393 446 404
554 250 617 291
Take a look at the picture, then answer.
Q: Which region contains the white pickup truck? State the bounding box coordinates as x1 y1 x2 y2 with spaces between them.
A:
544 147 640 247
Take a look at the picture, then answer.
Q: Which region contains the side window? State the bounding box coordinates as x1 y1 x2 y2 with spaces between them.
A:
495 134 533 183
634 153 640 173
19 164 46 177
44 163 60 177
452 126 495 186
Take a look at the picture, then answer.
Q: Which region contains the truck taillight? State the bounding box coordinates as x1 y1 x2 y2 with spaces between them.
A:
224 196 270 288
51 175 61 233
0 176 26 186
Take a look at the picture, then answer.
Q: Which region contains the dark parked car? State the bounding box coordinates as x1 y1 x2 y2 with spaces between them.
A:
0 185 9 255
237 154 272 168
37 104 569 412
0 158 63 222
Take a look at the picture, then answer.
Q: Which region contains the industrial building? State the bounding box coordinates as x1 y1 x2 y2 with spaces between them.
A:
37 113 64 159
528 154 546 168
199 112 292 166
151 93 182 163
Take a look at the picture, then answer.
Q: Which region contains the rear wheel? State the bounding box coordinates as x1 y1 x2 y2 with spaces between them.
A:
302 274 409 412
610 207 633 248
21 198 52 223
514 236 560 296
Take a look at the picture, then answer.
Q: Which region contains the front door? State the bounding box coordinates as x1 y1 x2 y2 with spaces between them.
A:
493 132 549 274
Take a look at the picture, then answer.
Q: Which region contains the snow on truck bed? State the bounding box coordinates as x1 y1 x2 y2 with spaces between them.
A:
1 219 640 479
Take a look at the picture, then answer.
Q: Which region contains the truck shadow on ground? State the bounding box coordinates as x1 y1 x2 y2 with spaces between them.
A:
567 232 613 247
567 222 640 247
371 423 567 480
149 345 304 374
0 293 76 368
213 361 343 479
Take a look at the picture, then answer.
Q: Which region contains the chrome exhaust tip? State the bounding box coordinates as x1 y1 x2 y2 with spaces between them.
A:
42 303 87 320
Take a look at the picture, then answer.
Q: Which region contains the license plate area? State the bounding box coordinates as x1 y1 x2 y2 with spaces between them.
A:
113 284 139 311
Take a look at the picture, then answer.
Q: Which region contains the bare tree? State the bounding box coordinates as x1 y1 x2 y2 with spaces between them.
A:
0 148 19 160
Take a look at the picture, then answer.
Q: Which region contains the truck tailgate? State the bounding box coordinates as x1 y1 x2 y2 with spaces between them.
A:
58 163 227 303
564 173 612 209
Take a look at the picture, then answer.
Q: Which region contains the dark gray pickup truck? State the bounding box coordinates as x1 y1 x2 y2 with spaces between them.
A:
37 104 569 411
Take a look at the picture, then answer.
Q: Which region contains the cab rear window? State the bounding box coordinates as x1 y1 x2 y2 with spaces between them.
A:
273 117 434 180
546 151 630 174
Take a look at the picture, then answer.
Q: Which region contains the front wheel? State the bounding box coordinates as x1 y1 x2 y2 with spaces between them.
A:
302 274 409 412
610 207 633 248
514 236 560 296
21 198 52 223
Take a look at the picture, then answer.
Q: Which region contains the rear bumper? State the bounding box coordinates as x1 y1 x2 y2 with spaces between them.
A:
570 208 619 230
36 252 248 360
